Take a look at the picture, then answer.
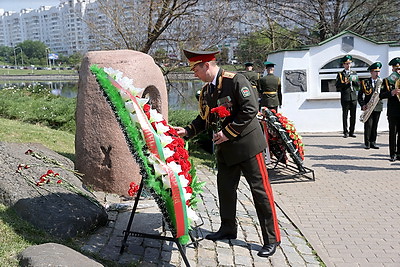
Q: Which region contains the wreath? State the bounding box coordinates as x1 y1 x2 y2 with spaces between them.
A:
259 108 305 171
90 65 205 244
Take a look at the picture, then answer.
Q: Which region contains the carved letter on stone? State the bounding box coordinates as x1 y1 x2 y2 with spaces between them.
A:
284 70 307 93
100 145 112 168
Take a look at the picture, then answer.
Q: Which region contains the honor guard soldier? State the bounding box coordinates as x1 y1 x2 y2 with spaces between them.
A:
358 62 383 149
243 62 260 92
336 55 359 138
174 49 281 258
379 57 400 162
258 61 282 112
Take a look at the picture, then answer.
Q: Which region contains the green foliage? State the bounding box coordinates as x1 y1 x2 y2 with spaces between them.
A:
237 25 302 67
0 85 76 133
15 40 48 66
168 109 198 127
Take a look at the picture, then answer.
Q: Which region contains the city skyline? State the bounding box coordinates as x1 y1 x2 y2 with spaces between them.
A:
0 0 60 12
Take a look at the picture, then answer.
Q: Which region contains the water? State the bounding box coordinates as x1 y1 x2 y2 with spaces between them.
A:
0 80 204 111
0 80 78 98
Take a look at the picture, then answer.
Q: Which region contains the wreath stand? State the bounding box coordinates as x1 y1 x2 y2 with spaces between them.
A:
119 179 202 267
259 110 315 181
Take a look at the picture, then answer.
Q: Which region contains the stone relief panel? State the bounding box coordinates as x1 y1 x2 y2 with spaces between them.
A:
284 70 307 93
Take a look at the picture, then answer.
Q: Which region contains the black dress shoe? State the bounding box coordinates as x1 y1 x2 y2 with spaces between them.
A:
396 155 400 161
349 134 356 138
205 230 237 241
257 242 280 257
343 133 348 138
364 145 370 150
370 145 379 149
390 156 396 162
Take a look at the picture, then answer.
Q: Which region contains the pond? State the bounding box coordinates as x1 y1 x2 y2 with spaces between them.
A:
0 80 204 111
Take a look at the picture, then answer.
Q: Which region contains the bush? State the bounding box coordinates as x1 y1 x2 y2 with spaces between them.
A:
0 85 76 133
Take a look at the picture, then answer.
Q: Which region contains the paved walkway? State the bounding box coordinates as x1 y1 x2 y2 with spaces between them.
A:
79 131 400 267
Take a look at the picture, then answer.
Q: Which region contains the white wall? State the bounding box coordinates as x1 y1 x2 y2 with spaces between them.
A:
267 33 398 133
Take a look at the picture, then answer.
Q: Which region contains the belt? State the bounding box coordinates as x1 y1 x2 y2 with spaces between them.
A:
262 91 277 95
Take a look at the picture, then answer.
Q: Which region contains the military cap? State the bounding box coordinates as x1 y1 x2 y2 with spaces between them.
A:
244 62 254 67
388 57 400 68
183 49 219 70
340 55 353 63
340 55 353 64
263 61 276 68
367 62 382 71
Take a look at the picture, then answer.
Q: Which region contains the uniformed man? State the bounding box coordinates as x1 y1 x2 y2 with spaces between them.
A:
258 61 282 112
243 62 260 92
379 57 400 162
174 49 281 258
336 55 359 138
358 62 383 149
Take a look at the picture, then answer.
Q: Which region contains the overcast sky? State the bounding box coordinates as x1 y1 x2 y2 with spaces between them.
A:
0 0 61 12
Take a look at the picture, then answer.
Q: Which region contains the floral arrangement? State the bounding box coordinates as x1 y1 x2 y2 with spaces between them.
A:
90 65 204 244
270 109 305 160
210 105 231 132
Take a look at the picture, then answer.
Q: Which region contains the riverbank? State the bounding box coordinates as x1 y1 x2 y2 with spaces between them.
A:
0 74 79 81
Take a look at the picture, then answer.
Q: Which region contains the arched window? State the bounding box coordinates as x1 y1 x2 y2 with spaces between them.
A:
319 57 370 92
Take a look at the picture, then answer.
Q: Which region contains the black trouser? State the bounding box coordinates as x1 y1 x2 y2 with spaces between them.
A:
364 111 381 146
216 152 280 244
388 116 400 157
341 100 357 135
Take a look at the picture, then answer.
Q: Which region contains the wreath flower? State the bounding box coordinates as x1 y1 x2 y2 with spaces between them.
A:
90 65 205 244
270 109 305 160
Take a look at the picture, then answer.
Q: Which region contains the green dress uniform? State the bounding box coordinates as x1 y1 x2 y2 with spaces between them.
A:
243 70 260 92
335 55 359 137
379 57 400 161
258 73 282 111
184 67 281 246
358 77 383 148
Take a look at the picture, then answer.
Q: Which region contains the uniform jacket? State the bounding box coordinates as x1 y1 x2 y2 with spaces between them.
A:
243 70 260 91
185 68 266 166
336 70 358 102
358 78 383 112
258 73 282 108
380 77 400 118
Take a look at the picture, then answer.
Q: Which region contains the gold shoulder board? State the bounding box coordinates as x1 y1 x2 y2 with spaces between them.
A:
222 71 236 79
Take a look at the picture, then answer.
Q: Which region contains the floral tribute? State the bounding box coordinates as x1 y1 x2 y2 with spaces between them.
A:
210 105 231 132
90 65 204 244
270 109 305 160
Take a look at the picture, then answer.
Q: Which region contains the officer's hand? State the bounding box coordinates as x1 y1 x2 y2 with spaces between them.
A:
173 127 187 137
392 88 400 96
212 131 228 144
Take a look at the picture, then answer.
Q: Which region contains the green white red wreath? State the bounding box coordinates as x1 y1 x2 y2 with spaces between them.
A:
90 65 204 244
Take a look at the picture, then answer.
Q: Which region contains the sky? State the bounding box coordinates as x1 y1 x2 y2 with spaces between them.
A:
0 0 61 12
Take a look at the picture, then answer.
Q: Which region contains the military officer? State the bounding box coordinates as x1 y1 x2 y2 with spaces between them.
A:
174 49 281 258
379 57 400 162
336 55 359 138
258 61 282 112
358 62 383 149
243 62 260 92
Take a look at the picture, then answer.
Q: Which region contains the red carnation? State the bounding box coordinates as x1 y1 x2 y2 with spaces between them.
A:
211 106 231 118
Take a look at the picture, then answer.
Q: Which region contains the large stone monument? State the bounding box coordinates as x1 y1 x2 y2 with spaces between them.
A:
75 50 168 196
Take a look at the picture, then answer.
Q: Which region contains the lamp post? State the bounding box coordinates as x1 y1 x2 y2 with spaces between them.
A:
14 47 23 68
45 48 50 69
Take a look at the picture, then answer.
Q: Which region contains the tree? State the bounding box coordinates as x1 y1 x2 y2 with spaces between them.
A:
0 46 13 64
236 26 301 66
15 40 48 65
246 0 400 45
84 0 200 53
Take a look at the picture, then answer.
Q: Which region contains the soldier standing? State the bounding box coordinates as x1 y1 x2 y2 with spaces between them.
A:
379 57 400 162
174 49 281 258
336 55 359 138
358 62 383 149
258 61 282 111
243 62 260 93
